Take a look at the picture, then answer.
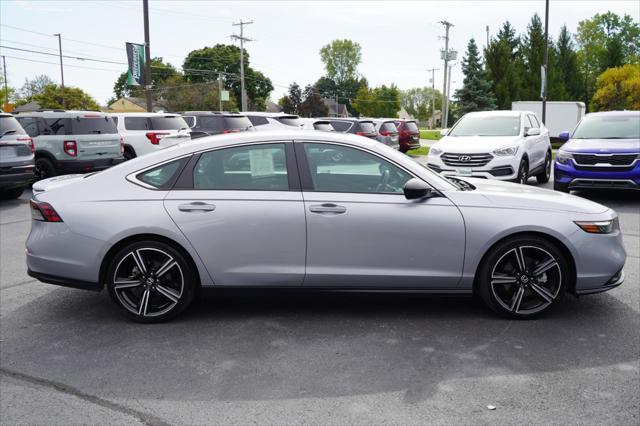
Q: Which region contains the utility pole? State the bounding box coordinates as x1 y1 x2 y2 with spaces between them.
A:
486 25 490 48
439 21 454 128
53 33 65 109
445 63 455 128
541 0 550 124
142 0 153 112
427 67 439 129
218 72 223 112
2 56 8 109
231 20 253 112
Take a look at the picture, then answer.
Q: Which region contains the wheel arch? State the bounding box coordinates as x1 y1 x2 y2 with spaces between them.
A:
34 150 57 162
472 231 577 295
99 233 203 290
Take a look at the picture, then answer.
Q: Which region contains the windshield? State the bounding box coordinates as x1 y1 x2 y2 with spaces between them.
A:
149 116 188 130
0 116 27 136
71 117 118 135
449 115 520 137
277 116 303 127
572 115 640 139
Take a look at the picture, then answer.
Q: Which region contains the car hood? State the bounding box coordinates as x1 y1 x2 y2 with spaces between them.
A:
435 136 520 153
459 178 609 214
562 138 640 153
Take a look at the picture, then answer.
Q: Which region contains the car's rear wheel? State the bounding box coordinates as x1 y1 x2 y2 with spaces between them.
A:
478 236 568 318
536 151 551 184
123 147 136 161
106 241 196 323
515 159 528 185
35 157 56 181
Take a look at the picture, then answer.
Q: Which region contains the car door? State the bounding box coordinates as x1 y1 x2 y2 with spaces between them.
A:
164 141 306 287
297 141 465 288
526 114 546 168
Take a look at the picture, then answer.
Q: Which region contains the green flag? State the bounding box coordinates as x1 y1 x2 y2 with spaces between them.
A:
126 42 146 86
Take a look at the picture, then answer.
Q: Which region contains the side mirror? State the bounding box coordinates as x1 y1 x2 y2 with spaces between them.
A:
525 128 541 136
440 128 449 137
558 131 570 142
403 178 434 200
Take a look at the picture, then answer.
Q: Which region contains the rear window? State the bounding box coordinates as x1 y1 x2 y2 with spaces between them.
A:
247 116 269 126
150 116 188 130
196 116 224 131
358 121 376 133
380 122 397 133
16 117 39 137
0 116 27 136
330 121 352 132
314 122 334 131
70 117 118 135
124 117 148 130
183 116 196 127
277 116 302 127
224 116 252 130
404 121 419 132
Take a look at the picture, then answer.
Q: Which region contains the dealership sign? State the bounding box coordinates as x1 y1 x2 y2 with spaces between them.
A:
126 42 146 86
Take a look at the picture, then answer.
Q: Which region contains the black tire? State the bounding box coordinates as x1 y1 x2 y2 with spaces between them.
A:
553 181 570 193
123 147 136 161
3 187 24 199
515 158 529 185
35 157 56 181
105 240 197 323
536 151 551 184
477 235 569 319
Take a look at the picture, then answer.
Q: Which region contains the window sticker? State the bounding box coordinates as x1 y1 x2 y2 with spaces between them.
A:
249 149 276 177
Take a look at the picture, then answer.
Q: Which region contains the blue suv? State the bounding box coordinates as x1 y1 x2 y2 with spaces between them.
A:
554 111 640 192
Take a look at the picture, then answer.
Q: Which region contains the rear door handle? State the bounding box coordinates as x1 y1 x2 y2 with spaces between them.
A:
309 203 347 214
178 202 216 212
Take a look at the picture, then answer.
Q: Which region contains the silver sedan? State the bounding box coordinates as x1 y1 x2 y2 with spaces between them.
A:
26 130 626 322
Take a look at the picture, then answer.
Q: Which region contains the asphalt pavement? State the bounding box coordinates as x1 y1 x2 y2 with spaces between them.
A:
1 176 638 425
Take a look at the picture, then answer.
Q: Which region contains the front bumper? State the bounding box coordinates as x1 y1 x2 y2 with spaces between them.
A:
55 156 125 174
554 159 640 190
0 165 35 189
427 154 518 180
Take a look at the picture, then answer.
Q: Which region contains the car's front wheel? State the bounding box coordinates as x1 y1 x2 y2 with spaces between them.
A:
515 159 528 185
536 151 551 184
106 240 197 323
478 236 568 318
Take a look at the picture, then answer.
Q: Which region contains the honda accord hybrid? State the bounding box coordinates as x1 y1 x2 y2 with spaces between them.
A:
26 130 626 322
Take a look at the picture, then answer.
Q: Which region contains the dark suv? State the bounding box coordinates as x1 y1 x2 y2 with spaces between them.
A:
1 113 35 199
393 119 421 152
324 118 378 139
180 112 253 139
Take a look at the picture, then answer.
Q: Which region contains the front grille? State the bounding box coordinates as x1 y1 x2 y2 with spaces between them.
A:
574 165 635 172
441 153 493 167
573 154 638 166
569 179 639 190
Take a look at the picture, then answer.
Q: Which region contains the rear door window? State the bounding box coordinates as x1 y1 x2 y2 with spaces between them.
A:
124 117 149 131
43 118 69 135
137 158 189 189
70 117 118 135
0 116 27 136
182 116 196 127
150 116 188 130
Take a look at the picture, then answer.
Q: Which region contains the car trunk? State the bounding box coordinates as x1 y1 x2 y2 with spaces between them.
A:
70 117 121 160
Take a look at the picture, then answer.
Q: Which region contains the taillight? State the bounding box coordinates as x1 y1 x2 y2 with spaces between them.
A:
119 137 124 155
223 129 240 134
30 200 63 222
379 131 390 136
145 132 170 145
18 137 34 153
63 140 77 157
356 131 366 136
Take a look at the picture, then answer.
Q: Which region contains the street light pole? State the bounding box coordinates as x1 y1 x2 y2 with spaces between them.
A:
142 0 153 112
541 0 550 124
53 33 65 109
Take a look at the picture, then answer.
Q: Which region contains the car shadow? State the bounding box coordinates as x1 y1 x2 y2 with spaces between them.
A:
2 287 638 403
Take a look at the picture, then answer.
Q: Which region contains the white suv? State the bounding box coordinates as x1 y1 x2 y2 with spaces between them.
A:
427 111 552 184
245 112 303 130
109 113 190 159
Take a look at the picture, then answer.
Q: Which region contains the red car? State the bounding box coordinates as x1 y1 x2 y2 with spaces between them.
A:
393 119 421 153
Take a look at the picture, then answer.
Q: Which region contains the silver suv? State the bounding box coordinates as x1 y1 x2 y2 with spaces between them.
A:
16 110 124 180
0 113 35 199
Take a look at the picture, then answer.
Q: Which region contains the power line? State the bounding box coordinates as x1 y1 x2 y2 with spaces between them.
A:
0 45 127 65
2 55 123 72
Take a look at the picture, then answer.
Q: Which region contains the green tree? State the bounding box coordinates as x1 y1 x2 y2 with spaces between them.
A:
400 87 442 122
521 14 546 100
485 21 525 109
319 39 362 85
30 85 100 110
454 38 496 115
299 85 329 117
182 44 273 111
156 74 238 112
279 82 303 114
19 75 55 100
591 64 640 111
112 57 179 101
314 75 368 117
552 25 582 100
352 85 400 118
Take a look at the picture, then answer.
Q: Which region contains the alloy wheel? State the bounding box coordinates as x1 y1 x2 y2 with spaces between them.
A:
112 247 184 318
490 245 562 315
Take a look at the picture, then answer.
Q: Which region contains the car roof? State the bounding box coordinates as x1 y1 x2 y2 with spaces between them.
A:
179 111 247 117
323 117 373 123
370 118 397 124
16 110 109 117
107 112 180 117
465 110 523 117
244 112 299 118
585 110 640 118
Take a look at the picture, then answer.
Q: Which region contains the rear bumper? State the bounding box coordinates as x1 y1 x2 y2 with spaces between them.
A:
0 165 35 189
27 269 102 291
554 160 640 190
55 156 125 174
400 139 421 151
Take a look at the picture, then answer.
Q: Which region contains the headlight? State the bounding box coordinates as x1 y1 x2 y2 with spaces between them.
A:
429 147 443 156
556 150 573 164
575 219 616 234
493 145 519 156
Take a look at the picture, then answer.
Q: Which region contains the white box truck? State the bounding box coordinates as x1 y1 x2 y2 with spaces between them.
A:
512 101 585 139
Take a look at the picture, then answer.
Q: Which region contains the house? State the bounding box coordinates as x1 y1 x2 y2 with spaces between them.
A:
397 107 415 121
12 101 42 113
322 98 350 117
106 97 167 113
426 110 442 128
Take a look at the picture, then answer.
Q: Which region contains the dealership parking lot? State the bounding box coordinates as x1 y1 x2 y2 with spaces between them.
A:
1 177 638 425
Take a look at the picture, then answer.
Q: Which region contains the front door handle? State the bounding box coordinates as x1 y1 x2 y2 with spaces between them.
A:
178 202 216 212
309 203 347 214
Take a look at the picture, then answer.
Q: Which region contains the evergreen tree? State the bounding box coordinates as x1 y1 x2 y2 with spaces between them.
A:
299 85 329 117
553 26 582 100
280 82 302 114
485 21 525 109
454 38 496 115
522 14 546 100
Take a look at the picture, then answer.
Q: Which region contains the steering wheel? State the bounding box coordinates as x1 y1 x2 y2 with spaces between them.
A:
375 168 391 192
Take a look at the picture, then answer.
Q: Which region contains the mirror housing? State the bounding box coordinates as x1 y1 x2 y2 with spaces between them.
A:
558 131 570 142
403 178 433 200
525 128 541 136
440 128 449 137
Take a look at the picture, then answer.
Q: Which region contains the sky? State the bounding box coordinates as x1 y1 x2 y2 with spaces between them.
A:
1 0 638 106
